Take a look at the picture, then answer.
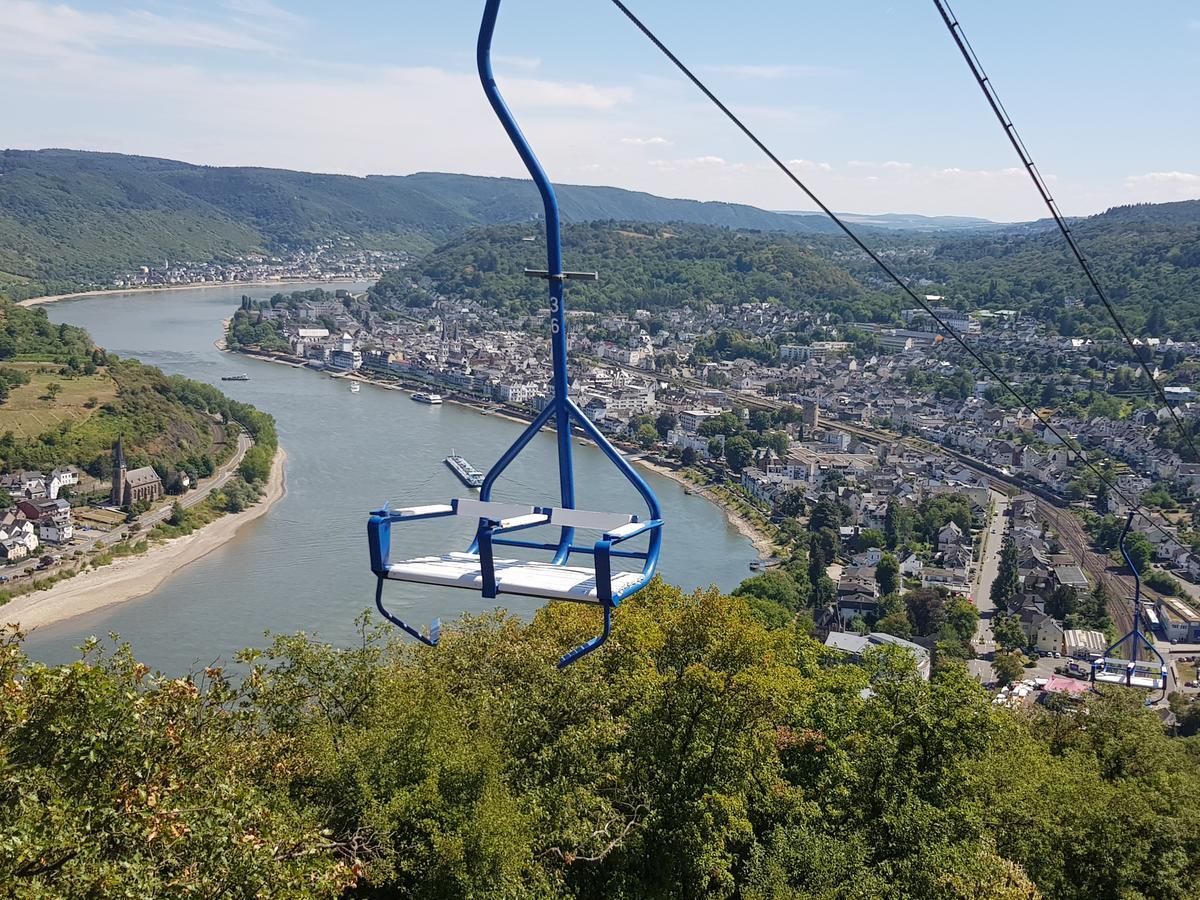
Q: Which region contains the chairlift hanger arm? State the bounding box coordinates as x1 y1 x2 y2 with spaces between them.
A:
1118 511 1141 607
524 269 599 281
363 0 665 670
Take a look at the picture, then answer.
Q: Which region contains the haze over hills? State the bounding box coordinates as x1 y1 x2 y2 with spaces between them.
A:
778 210 1004 231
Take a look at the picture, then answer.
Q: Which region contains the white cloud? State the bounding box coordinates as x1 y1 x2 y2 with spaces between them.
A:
3 1 1180 223
494 54 541 71
787 158 832 172
0 0 279 54
503 77 630 110
649 156 729 171
1124 171 1200 201
221 0 304 25
1126 170 1200 185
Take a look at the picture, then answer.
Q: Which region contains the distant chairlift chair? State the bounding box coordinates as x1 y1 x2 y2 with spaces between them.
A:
366 0 663 668
1089 513 1167 703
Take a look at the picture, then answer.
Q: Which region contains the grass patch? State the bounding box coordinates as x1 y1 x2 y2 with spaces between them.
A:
0 366 117 438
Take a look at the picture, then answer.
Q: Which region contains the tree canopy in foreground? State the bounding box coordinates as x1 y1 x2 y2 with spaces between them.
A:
4 581 1200 898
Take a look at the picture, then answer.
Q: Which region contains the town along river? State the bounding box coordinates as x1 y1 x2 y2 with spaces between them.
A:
25 283 758 672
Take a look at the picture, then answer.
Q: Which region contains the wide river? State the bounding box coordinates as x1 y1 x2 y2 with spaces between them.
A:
24 283 756 671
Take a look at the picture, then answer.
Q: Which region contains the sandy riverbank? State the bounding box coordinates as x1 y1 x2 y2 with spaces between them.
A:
1 448 287 632
18 279 363 308
633 458 777 561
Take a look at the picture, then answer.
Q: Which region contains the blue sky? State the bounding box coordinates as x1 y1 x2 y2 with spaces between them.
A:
2 0 1197 220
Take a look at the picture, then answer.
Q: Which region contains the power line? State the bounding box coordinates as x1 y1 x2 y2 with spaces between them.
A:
931 0 1200 464
604 0 1176 544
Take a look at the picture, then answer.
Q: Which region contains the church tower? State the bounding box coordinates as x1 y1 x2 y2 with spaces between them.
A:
111 436 127 506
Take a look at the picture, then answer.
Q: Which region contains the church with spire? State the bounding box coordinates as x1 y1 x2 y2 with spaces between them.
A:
110 437 163 507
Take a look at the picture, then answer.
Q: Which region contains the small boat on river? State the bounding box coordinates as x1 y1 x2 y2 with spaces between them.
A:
444 451 484 489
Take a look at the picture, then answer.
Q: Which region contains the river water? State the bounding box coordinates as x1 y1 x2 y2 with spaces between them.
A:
24 283 755 671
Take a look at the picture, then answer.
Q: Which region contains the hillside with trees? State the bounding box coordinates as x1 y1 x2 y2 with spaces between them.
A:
908 201 1200 338
5 582 1200 898
0 299 271 495
0 150 839 301
371 222 891 320
3 149 1198 336
380 202 1200 337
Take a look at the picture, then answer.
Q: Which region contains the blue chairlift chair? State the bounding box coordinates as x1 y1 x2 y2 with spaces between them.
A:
1089 513 1167 704
367 0 663 668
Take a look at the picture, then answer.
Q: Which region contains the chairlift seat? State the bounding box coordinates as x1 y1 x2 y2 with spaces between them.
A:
1091 658 1166 690
370 497 661 608
385 552 645 603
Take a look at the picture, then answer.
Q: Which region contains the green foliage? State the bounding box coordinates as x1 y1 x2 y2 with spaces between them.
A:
634 423 658 449
944 596 980 644
991 534 1021 610
904 200 1200 338
0 366 31 404
723 435 754 473
885 501 914 550
218 476 263 513
992 649 1026 685
227 309 289 352
849 528 887 554
1123 532 1155 575
0 303 92 361
1047 585 1079 619
774 488 806 519
921 493 974 543
238 442 274 484
0 309 275 484
653 411 676 440
1065 583 1115 635
1145 569 1183 597
875 609 914 638
905 586 949 637
0 630 355 896
10 579 1200 895
809 496 845 533
875 552 899 596
5 149 1200 342
383 221 875 319
993 613 1029 652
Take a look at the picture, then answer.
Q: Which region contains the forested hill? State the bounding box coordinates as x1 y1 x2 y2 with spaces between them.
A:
908 200 1200 337
385 201 1200 337
372 221 891 320
0 299 274 495
0 149 838 300
4 149 1197 335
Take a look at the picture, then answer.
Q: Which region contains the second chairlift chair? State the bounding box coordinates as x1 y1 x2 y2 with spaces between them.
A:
1089 512 1167 704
